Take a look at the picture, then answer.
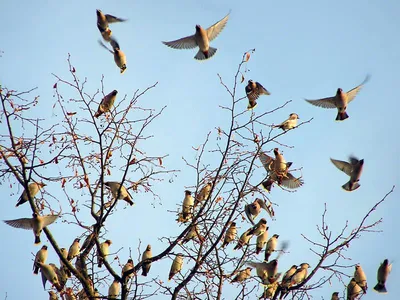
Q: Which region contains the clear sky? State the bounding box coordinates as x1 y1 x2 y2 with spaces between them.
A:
1 0 399 299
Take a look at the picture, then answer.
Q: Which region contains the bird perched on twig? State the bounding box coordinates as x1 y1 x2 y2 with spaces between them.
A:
94 90 118 118
15 182 46 207
273 113 299 131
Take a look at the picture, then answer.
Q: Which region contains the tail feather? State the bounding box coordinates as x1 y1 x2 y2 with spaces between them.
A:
342 181 360 192
336 111 349 121
255 247 261 255
373 283 387 294
33 266 39 275
35 235 41 245
247 102 257 110
194 47 217 60
265 252 271 262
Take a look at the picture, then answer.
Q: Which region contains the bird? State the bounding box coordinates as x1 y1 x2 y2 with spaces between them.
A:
59 247 71 277
273 113 299 131
279 265 298 299
67 238 81 260
245 198 275 225
97 24 112 42
4 212 59 244
49 263 67 291
178 190 194 223
265 234 279 261
98 38 127 73
122 259 134 281
162 13 229 60
38 262 62 292
331 292 339 300
33 245 48 274
247 259 280 285
231 267 252 283
97 239 112 268
48 291 59 300
354 264 367 293
80 231 95 252
94 90 118 118
96 9 126 31
305 75 370 121
181 224 204 244
15 182 46 207
141 244 152 276
255 229 269 254
195 182 213 206
347 278 362 300
247 218 267 237
104 181 134 205
233 228 252 250
245 80 271 110
222 221 237 247
290 263 311 286
373 259 392 294
330 156 364 191
108 279 120 299
168 254 184 281
260 282 279 299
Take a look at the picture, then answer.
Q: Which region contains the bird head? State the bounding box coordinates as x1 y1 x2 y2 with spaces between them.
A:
105 239 112 245
112 90 118 96
231 221 236 226
260 218 267 224
32 212 39 218
290 113 299 119
127 259 133 264
274 234 279 238
195 25 201 31
184 190 192 196
146 244 151 251
336 88 343 94
43 245 48 250
96 9 102 16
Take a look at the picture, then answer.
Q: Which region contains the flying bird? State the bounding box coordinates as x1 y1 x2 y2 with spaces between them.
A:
245 198 274 225
305 75 370 121
168 254 184 281
373 259 392 294
141 244 152 276
4 213 59 244
231 267 252 283
104 181 134 205
222 222 237 247
96 9 126 30
330 156 364 191
94 90 118 118
97 239 112 268
245 80 270 110
99 38 127 73
162 13 229 60
347 278 362 300
15 182 46 207
273 113 299 131
33 245 48 274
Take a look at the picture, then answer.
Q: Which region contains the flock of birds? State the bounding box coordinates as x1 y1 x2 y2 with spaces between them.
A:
1 8 393 300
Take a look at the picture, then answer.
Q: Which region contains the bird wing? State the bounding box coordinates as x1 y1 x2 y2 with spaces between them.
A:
206 13 230 41
42 215 59 227
256 82 270 95
346 75 370 103
244 205 255 225
330 158 352 176
259 152 274 172
281 173 304 189
256 198 274 218
105 14 127 23
4 218 33 230
98 40 114 54
162 35 197 50
110 38 121 51
41 267 48 289
305 96 336 109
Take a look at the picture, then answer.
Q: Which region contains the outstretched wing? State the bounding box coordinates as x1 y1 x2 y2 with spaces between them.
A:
330 158 352 176
162 35 197 50
105 14 127 23
305 96 336 109
281 173 304 189
207 13 230 41
4 218 33 230
42 215 59 227
346 74 370 104
259 152 274 172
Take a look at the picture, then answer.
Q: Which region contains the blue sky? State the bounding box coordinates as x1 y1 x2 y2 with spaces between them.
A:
1 0 399 299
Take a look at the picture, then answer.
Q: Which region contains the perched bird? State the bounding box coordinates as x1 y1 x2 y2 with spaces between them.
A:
99 38 127 73
67 238 81 260
255 229 269 254
33 245 48 274
141 244 152 276
231 267 252 283
305 75 370 121
354 264 367 293
97 239 112 268
373 259 392 294
80 231 95 252
279 265 298 299
49 263 67 291
247 218 267 237
94 90 118 118
122 259 134 281
38 262 62 292
108 279 120 299
104 181 134 205
247 259 280 285
59 247 71 278
331 292 339 300
181 224 204 244
162 13 229 60
75 256 86 276
265 234 279 262
245 198 275 225
168 254 184 281
245 80 271 110
4 212 59 244
96 9 126 31
195 182 213 206
347 278 362 300
290 263 310 286
273 113 299 131
260 282 279 299
330 156 364 191
15 182 46 207
222 221 237 247
48 291 59 300
178 190 194 223
233 228 252 250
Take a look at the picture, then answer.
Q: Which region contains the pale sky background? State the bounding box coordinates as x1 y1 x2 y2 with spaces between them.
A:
1 1 399 299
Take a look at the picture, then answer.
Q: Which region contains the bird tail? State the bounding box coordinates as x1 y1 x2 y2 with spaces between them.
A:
94 111 102 118
342 181 360 191
33 265 39 275
255 247 261 255
142 269 148 277
124 197 134 206
265 252 271 262
194 47 217 60
336 111 349 121
261 180 272 192
247 102 257 110
35 235 41 245
373 283 387 294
